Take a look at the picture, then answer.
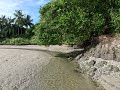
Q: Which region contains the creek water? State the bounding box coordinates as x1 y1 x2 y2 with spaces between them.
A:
36 53 103 90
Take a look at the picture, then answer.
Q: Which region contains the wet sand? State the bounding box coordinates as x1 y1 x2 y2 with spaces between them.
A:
0 45 102 90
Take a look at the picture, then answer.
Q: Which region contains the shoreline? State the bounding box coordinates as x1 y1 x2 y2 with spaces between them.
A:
76 40 120 90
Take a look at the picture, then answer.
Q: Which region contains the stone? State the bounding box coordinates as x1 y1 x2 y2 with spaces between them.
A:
88 67 97 77
105 65 114 71
74 68 84 73
100 45 110 60
73 45 79 49
89 72 95 77
75 54 82 60
93 44 101 58
88 48 95 56
68 57 73 61
88 60 96 66
106 47 114 60
0 86 2 90
114 49 120 61
12 86 18 90
94 70 102 78
113 66 119 72
105 65 119 72
91 67 97 72
95 61 107 68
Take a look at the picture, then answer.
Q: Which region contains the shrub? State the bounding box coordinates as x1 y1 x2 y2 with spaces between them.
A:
0 38 30 45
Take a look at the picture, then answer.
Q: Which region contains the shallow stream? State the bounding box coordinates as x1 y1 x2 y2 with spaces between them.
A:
37 53 103 90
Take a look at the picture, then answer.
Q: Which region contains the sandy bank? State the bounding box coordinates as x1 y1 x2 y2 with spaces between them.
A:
0 45 52 90
0 45 100 90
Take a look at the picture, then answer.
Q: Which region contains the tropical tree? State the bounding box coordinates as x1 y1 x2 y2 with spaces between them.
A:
24 15 34 35
14 10 24 35
24 15 33 28
0 10 34 38
7 17 15 37
0 16 8 37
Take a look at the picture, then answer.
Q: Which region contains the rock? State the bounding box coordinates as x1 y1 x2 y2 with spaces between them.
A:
75 54 82 60
94 69 102 78
105 65 119 72
74 68 84 73
68 57 73 61
88 60 96 67
0 86 2 90
105 65 114 71
73 45 79 49
79 56 89 61
88 48 96 56
112 40 120 48
93 44 102 58
113 66 119 72
89 72 95 77
91 67 97 72
95 61 107 68
100 44 110 60
114 49 120 61
12 86 18 90
88 67 97 77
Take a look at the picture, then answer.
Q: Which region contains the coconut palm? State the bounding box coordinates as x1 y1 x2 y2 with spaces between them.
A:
0 10 34 38
14 10 24 35
24 15 34 35
0 16 8 37
24 15 34 28
7 17 15 36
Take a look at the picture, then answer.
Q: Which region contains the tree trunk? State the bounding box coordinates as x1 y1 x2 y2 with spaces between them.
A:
18 27 19 36
21 28 22 35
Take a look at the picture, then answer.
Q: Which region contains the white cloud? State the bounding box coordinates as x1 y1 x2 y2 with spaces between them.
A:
0 0 23 16
0 0 50 23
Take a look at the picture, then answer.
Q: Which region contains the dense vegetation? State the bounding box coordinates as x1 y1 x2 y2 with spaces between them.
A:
0 10 34 45
0 0 120 45
35 0 120 45
0 10 34 38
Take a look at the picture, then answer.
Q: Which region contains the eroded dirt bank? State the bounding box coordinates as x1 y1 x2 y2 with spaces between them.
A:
0 45 102 90
76 36 120 90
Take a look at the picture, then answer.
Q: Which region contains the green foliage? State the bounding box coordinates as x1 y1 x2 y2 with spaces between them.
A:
34 0 120 45
0 10 34 38
0 38 30 45
111 9 120 33
1 0 120 45
30 35 41 45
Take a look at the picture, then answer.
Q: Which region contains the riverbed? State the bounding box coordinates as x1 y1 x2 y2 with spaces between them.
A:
0 45 103 90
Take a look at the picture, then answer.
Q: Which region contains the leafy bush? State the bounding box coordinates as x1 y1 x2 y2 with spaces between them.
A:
0 38 30 45
30 35 41 45
111 9 120 33
35 0 120 45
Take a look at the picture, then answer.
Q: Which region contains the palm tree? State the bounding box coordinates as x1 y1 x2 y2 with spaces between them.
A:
0 10 34 38
1 15 8 37
24 15 33 28
24 15 34 35
7 17 15 37
14 10 24 36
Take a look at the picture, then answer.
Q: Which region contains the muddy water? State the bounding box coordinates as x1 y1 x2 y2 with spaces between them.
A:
37 56 103 90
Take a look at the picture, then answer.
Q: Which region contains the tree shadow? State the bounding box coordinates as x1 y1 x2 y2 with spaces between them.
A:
0 46 84 60
0 47 60 56
55 50 84 59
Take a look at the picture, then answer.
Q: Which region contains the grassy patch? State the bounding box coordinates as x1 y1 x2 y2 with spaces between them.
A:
0 38 30 45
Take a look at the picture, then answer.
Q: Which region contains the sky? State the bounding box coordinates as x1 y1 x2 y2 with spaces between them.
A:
0 0 51 24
